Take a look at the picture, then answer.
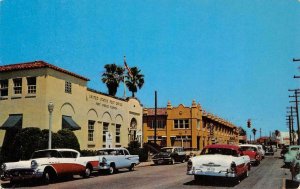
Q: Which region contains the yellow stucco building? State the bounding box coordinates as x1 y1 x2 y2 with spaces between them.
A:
143 100 238 150
0 61 143 150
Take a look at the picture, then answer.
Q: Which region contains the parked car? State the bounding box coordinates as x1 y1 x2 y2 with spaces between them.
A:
265 145 274 156
0 149 99 184
284 145 300 166
97 148 139 174
239 144 262 166
184 147 201 160
290 151 300 182
187 144 251 184
281 145 289 158
152 147 186 165
256 145 265 159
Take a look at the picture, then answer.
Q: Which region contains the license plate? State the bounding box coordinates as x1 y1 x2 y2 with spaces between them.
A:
207 167 215 172
158 160 163 164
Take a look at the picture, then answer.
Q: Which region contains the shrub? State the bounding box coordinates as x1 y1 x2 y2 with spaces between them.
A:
0 128 81 162
80 150 98 156
127 141 149 162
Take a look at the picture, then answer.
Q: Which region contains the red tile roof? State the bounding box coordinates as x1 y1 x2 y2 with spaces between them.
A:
0 60 89 81
145 108 167 115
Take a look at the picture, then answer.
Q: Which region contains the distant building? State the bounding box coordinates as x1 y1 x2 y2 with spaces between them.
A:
275 131 298 146
143 100 238 150
0 61 143 150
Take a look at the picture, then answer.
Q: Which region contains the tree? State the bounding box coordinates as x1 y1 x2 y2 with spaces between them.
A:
101 63 124 96
252 128 257 142
125 67 144 97
238 127 247 136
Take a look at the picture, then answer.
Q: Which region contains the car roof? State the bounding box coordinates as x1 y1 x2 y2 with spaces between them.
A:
98 147 126 150
204 144 240 151
34 149 79 153
239 144 258 148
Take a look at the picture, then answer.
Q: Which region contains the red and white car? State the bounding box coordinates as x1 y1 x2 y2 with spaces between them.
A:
0 149 99 184
187 144 250 184
239 144 262 166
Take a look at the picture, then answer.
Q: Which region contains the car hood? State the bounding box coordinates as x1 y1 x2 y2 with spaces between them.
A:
3 160 32 171
190 154 234 166
154 152 171 158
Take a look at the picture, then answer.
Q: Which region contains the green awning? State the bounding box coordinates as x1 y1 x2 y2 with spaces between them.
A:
62 116 81 131
0 115 22 130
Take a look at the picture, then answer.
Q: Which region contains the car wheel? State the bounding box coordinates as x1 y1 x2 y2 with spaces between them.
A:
182 158 186 163
170 158 175 165
108 164 117 174
82 166 92 178
244 169 249 178
43 170 52 185
128 164 135 171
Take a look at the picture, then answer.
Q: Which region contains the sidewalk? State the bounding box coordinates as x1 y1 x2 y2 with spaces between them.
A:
136 161 153 167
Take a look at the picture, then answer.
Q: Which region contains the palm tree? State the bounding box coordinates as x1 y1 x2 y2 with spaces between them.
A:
101 64 124 96
125 67 144 97
252 128 257 142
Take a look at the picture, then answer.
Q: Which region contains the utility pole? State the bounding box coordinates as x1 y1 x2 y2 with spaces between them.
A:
286 115 293 145
154 91 157 144
259 128 261 140
293 58 300 78
289 89 300 145
287 106 296 145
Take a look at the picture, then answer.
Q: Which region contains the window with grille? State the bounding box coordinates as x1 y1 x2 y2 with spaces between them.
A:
27 77 36 94
116 124 121 143
65 81 72 94
0 80 8 97
103 122 109 142
13 78 22 94
88 120 95 141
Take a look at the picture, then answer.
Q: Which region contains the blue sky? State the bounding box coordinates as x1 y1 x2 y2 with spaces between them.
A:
1 0 300 137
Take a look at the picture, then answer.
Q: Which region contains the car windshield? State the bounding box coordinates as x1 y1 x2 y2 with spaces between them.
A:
201 148 238 156
97 149 121 155
240 146 257 151
31 150 62 159
161 148 173 153
290 147 300 151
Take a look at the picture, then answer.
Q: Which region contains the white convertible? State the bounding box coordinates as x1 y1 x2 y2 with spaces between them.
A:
97 148 140 174
0 149 99 184
187 144 251 184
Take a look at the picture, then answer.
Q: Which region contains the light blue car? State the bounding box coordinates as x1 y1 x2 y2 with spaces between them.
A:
284 145 300 166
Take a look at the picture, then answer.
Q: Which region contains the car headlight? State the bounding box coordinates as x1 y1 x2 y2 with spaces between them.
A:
31 160 38 169
1 163 6 172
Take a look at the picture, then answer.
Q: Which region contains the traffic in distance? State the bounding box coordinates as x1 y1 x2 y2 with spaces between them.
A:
0 144 298 188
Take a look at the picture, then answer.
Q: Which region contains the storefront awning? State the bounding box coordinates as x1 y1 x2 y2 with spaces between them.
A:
62 116 81 131
0 115 22 130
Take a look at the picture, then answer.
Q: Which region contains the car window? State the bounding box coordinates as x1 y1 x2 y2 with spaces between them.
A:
240 146 257 151
118 150 124 155
201 148 238 156
291 147 300 151
60 151 77 158
161 148 173 153
124 150 129 155
31 150 61 159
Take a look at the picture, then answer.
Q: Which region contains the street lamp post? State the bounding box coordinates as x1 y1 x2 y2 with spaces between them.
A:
48 102 54 149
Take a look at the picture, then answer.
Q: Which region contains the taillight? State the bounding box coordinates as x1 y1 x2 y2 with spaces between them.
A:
187 160 193 171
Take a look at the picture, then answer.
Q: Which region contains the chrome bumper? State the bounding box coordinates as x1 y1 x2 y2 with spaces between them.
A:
1 168 43 181
187 169 237 178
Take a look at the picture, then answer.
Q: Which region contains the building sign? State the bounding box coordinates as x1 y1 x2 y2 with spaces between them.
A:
88 94 123 110
106 132 113 148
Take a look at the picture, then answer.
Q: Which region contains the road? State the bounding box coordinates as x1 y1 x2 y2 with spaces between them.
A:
1 150 299 189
